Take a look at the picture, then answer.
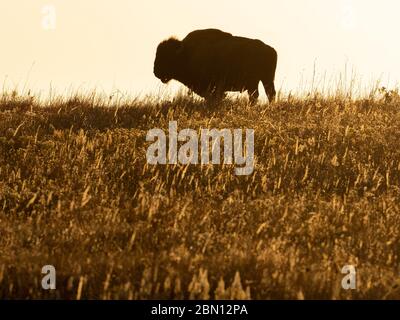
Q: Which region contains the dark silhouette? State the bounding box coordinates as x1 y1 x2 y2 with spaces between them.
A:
154 29 278 103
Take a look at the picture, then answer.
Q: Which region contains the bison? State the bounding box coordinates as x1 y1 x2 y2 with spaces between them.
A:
154 28 277 103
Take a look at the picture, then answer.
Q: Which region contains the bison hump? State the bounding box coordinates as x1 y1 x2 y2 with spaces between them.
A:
182 29 232 44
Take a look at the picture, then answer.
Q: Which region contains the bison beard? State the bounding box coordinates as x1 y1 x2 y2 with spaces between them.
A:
154 28 278 103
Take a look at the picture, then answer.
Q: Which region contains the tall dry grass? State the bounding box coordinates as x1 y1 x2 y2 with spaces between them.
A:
1 87 400 299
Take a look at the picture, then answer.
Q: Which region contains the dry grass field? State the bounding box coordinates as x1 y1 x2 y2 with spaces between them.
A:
1 88 400 299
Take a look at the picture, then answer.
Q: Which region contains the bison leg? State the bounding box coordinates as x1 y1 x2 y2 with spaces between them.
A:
262 82 276 103
204 86 226 104
247 85 259 105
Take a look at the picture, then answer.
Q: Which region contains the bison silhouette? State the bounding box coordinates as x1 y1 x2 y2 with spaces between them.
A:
154 29 277 103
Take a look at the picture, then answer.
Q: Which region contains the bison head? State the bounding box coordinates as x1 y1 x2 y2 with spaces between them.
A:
154 38 182 84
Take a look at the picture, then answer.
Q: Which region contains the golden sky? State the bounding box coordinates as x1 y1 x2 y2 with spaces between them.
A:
0 0 399 97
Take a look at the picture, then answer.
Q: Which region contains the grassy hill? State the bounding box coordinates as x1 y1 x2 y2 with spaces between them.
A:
1 89 400 299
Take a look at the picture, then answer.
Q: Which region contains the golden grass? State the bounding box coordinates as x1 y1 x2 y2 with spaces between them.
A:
1 88 400 299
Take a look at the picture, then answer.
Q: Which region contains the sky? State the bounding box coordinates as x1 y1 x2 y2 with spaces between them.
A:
0 0 399 98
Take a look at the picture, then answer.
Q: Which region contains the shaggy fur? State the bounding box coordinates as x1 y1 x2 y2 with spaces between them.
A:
154 29 278 103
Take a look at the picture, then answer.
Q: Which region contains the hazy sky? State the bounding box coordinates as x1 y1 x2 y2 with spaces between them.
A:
1 0 399 97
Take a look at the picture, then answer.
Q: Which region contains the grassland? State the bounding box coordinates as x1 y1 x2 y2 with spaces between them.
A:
1 89 400 299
